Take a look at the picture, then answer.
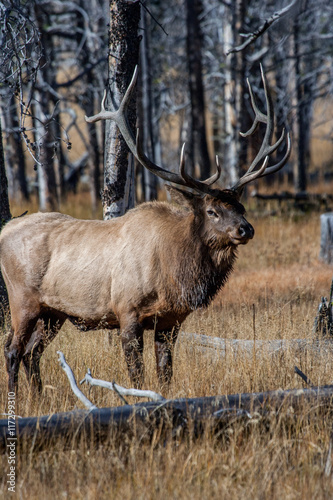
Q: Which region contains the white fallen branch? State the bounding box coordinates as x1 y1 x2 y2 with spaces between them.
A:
80 369 165 402
57 352 97 411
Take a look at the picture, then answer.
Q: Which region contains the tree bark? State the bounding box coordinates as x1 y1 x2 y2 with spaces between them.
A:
103 0 141 219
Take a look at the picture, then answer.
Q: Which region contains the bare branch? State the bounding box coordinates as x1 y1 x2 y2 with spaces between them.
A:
80 369 165 402
57 352 97 410
139 1 168 36
225 0 300 56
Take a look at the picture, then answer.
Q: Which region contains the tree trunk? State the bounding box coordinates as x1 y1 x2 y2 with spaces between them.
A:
293 15 308 193
272 46 292 186
185 0 211 180
0 116 11 324
77 0 101 215
33 96 59 212
2 383 333 453
4 96 29 202
33 5 59 212
103 0 141 219
221 1 239 187
237 0 251 180
138 7 158 202
320 213 333 264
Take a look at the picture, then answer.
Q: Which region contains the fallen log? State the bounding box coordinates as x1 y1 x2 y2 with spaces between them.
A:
179 280 333 357
252 191 333 211
179 332 333 359
252 191 333 203
1 384 333 454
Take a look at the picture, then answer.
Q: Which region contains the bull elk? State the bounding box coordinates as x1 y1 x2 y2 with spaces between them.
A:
1 66 290 395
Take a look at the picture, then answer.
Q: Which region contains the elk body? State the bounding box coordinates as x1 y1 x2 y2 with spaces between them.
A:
1 67 290 395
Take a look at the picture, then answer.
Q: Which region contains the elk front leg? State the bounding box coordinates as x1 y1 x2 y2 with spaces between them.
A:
120 321 144 388
154 324 180 385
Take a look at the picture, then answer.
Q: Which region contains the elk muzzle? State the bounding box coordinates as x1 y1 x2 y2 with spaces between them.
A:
228 220 254 245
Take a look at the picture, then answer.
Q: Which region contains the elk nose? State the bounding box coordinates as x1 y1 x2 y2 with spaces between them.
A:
239 223 254 240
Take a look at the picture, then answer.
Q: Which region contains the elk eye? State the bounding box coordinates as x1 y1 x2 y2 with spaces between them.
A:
207 209 218 218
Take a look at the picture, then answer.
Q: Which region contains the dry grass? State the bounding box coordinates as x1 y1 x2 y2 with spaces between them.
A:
1 208 333 499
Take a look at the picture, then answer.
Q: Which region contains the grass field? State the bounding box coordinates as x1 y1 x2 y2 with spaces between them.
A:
1 201 333 499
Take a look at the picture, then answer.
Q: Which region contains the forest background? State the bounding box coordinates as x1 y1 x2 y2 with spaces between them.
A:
1 0 333 219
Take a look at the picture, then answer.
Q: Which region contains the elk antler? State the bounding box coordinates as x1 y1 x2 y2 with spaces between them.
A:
231 64 291 192
85 66 221 194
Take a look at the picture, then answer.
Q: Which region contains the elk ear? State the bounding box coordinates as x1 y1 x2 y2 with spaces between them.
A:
166 185 204 210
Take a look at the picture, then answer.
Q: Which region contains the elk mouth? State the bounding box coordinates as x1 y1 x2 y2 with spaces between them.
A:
228 226 254 245
228 235 252 245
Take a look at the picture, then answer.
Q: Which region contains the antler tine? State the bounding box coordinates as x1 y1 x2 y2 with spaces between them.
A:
240 78 268 138
85 67 139 158
232 157 269 190
202 156 222 186
101 90 107 112
257 130 292 179
231 65 291 192
178 145 222 194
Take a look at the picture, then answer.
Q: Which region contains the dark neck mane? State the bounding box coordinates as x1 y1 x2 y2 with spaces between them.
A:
172 241 237 311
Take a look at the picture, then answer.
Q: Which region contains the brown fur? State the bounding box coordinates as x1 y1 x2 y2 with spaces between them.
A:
0 187 254 393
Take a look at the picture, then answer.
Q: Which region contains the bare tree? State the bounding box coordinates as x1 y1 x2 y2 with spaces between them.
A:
100 0 141 219
221 0 333 193
0 0 109 211
137 6 158 202
0 1 43 201
185 0 211 179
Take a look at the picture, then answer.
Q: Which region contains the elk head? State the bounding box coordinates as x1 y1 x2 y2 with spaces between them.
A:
85 66 291 250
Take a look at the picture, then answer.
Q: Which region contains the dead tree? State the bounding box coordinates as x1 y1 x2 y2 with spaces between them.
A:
185 0 211 179
2 380 333 453
103 0 141 219
320 214 333 265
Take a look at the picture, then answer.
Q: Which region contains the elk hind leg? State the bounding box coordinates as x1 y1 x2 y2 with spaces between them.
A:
120 320 144 388
22 314 65 394
4 312 40 395
154 324 180 385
